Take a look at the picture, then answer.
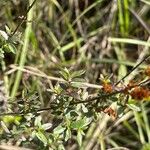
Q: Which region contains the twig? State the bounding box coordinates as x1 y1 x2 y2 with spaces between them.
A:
0 77 149 117
9 0 37 38
0 90 120 116
70 91 120 105
115 55 150 86
0 107 52 116
7 65 102 89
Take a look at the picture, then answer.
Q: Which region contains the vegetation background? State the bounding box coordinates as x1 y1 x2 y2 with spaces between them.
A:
0 0 150 150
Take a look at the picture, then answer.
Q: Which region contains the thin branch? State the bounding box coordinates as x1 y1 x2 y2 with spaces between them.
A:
0 78 149 116
0 91 120 116
0 107 52 116
115 55 150 86
7 65 102 89
9 0 37 38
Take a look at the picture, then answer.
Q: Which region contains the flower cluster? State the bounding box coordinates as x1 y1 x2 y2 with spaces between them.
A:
102 83 113 93
130 86 150 100
103 106 117 120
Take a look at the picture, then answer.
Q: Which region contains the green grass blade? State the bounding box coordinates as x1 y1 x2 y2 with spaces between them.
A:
124 0 130 35
10 0 34 98
117 0 125 36
108 37 150 47
141 104 150 143
134 111 145 144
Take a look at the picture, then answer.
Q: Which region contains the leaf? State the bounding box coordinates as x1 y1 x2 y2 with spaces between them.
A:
2 43 16 54
77 130 83 146
7 43 16 54
81 104 88 113
58 144 65 150
70 117 90 130
110 96 118 102
71 70 85 79
69 110 79 117
71 82 86 88
53 125 65 135
59 83 68 90
3 115 17 124
0 121 10 133
72 78 86 82
35 131 47 146
14 116 22 125
126 104 141 112
82 92 88 101
59 67 70 81
31 130 36 138
34 116 42 127
64 128 71 141
0 30 8 40
71 119 84 129
42 123 52 131
0 48 4 58
117 106 125 117
5 25 11 34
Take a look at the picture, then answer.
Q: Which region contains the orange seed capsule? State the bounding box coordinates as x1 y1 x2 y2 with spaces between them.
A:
102 83 113 93
130 86 150 100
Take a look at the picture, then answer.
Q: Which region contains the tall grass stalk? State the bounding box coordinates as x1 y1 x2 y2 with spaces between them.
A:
117 0 125 36
10 0 34 98
134 111 145 144
124 0 129 36
141 104 150 143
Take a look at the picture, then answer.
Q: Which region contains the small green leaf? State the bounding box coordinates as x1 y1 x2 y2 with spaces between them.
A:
82 92 88 101
5 25 11 34
64 67 70 74
42 123 52 131
77 130 83 146
67 110 79 118
71 70 85 79
126 104 141 112
0 121 10 133
59 83 68 90
53 125 65 135
34 116 42 127
117 106 125 117
31 130 36 138
35 131 47 146
71 82 86 88
81 104 88 113
59 68 70 81
2 43 16 54
70 117 90 130
64 128 71 141
72 78 86 82
8 43 16 54
3 115 18 124
0 48 4 59
58 144 65 150
110 96 118 102
0 30 8 40
71 119 84 129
